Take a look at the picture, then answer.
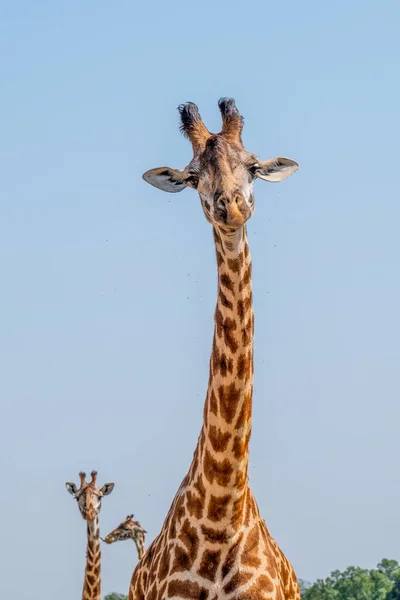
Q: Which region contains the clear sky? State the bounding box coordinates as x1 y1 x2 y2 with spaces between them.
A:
1 1 399 598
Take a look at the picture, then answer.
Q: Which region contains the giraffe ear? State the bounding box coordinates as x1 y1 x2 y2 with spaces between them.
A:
142 167 198 193
100 483 115 496
255 157 299 182
65 482 77 496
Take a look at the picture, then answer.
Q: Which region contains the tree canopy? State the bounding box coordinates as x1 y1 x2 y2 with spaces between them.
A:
301 559 400 600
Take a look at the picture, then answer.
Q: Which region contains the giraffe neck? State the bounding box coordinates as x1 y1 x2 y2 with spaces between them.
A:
83 518 101 600
132 532 145 560
189 224 254 534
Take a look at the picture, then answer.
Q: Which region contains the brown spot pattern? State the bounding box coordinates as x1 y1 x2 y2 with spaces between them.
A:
281 561 290 587
235 393 252 429
237 295 252 322
203 448 233 486
220 272 234 292
185 490 204 519
157 544 171 579
241 321 252 346
244 495 252 527
179 519 199 556
219 289 233 310
193 474 206 497
168 580 208 600
239 264 252 292
216 250 224 267
171 542 195 574
207 493 231 521
208 425 231 452
200 523 229 544
234 470 247 490
197 549 221 581
231 492 246 530
147 582 158 600
171 518 200 575
209 389 218 416
212 344 232 377
224 571 253 594
174 494 186 523
242 524 262 569
221 532 243 579
233 430 251 461
222 316 239 353
257 575 275 594
218 383 240 424
227 254 244 273
215 309 239 354
237 352 250 380
159 582 167 599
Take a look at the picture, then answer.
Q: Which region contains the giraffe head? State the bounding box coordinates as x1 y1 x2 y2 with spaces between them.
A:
142 98 299 231
101 514 147 545
65 471 114 521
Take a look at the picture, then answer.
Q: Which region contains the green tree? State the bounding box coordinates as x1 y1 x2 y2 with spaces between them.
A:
103 594 128 600
386 574 400 600
301 560 398 600
378 560 400 583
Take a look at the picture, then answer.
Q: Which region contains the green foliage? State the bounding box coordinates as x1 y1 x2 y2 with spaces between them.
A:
386 573 400 600
103 594 128 600
378 560 400 583
301 559 399 600
299 579 312 594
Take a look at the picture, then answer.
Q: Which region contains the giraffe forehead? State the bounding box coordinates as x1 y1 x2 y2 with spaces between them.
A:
80 486 99 498
76 488 101 508
201 138 244 169
197 144 256 196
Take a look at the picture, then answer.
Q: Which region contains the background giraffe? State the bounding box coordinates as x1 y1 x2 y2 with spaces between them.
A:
128 98 300 600
66 470 114 600
102 513 147 561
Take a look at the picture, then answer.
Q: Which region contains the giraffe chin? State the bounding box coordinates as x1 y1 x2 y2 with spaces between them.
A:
218 211 250 230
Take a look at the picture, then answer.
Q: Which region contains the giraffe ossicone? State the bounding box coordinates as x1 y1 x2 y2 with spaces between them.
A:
65 470 115 600
129 98 300 600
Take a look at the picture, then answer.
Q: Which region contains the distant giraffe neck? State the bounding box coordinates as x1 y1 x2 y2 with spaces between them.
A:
133 531 145 560
83 518 101 600
189 225 254 532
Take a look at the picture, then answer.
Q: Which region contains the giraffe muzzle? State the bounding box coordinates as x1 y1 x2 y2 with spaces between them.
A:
219 198 250 228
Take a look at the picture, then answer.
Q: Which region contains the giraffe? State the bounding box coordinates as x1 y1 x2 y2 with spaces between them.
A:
129 98 300 600
65 470 115 600
102 514 147 561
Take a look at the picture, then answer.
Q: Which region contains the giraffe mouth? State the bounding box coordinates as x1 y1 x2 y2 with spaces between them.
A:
217 202 251 229
101 535 114 544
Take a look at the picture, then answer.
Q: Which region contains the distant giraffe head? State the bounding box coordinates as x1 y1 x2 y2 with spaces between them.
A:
102 514 147 560
65 471 114 521
143 98 299 231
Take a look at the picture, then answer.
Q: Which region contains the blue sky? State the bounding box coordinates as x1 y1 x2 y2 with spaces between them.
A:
1 1 399 598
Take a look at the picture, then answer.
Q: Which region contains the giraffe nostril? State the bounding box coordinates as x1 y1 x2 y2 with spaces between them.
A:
217 197 226 210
